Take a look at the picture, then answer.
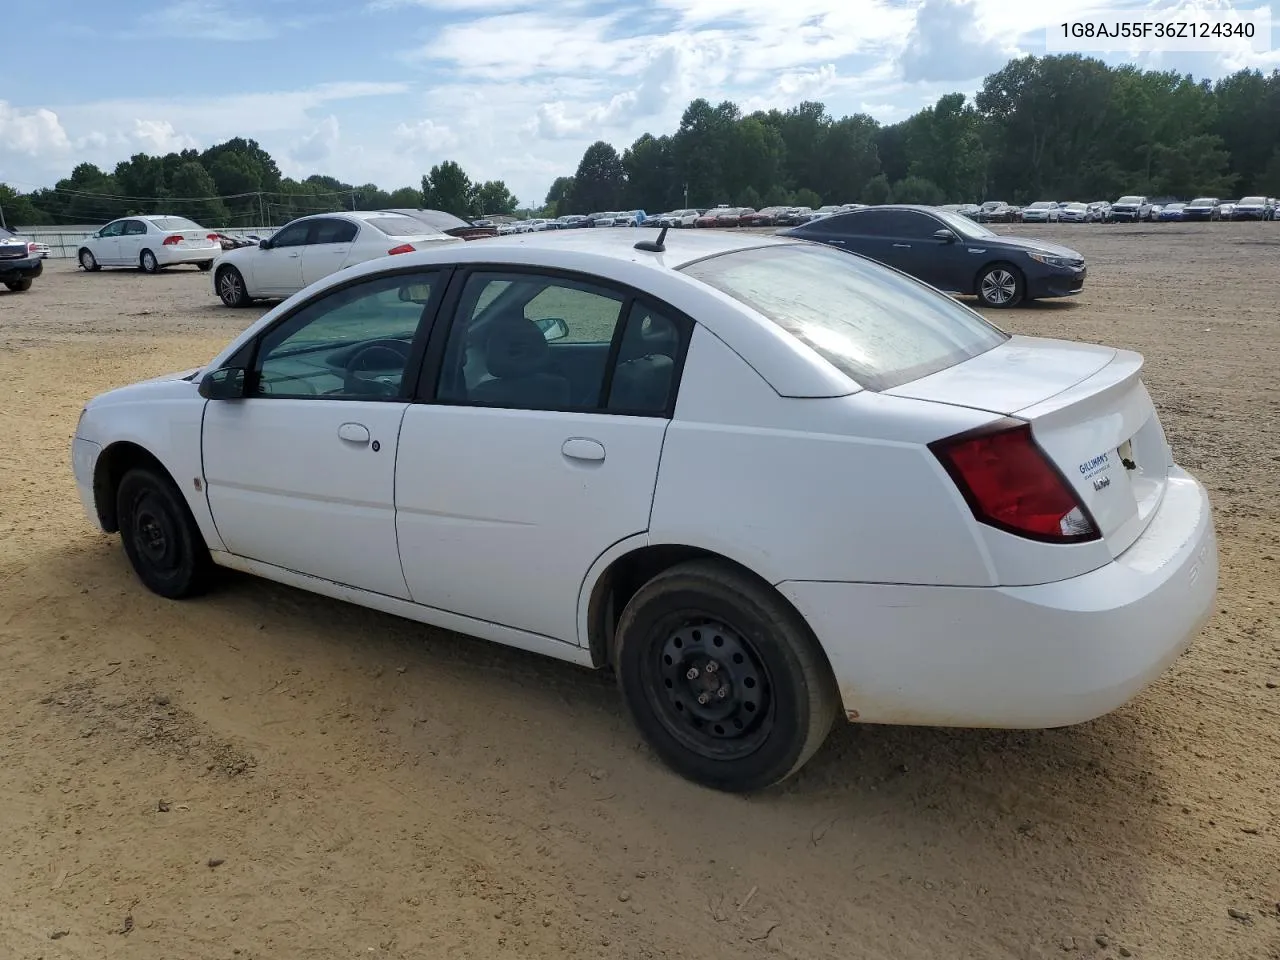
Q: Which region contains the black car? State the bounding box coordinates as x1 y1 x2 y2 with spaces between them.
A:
0 228 44 292
777 204 1087 309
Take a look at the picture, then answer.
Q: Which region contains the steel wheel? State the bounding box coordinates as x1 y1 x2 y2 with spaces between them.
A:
116 467 213 599
647 617 774 761
129 490 182 577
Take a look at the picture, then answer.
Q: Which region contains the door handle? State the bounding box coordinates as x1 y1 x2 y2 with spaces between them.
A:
338 422 370 444
288 252 300 258
892 243 911 248
562 437 605 462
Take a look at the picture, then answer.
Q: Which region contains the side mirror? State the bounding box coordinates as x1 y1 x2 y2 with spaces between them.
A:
533 316 569 341
398 282 433 304
259 236 273 250
933 228 957 242
198 366 247 400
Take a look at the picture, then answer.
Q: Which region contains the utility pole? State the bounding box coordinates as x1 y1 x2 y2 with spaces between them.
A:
684 183 688 207
257 191 265 228
0 196 7 230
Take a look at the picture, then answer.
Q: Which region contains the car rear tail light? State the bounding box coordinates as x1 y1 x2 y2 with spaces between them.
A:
162 235 182 245
930 419 1100 543
387 244 415 255
207 233 219 242
27 243 38 254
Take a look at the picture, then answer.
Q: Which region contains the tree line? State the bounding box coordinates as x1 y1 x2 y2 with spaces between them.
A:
0 140 521 229
2 54 1277 230
552 55 1280 215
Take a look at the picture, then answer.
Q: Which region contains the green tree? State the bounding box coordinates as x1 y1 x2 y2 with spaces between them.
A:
572 141 626 212
168 161 229 225
422 161 475 218
0 183 44 228
793 187 822 208
817 115 880 202
763 185 792 207
1151 135 1237 198
892 176 943 205
544 175 575 215
474 180 519 216
738 185 762 208
861 174 893 204
388 186 425 208
623 134 675 210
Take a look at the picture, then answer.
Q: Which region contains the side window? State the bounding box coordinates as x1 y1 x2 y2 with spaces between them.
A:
435 272 626 410
606 304 682 415
252 271 438 399
271 222 311 248
816 211 887 234
123 220 148 236
311 218 358 244
99 221 125 238
887 211 943 239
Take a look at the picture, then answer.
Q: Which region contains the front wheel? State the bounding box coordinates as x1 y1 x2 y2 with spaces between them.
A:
614 559 839 793
79 249 100 271
116 467 214 599
197 260 213 272
140 249 160 273
4 278 33 292
216 266 251 307
976 263 1025 308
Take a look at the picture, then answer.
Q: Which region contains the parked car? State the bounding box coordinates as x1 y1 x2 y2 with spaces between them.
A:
1156 202 1186 222
71 228 1219 793
1057 202 1090 223
1148 204 1165 219
211 210 461 307
1020 201 1061 224
1181 197 1219 221
383 208 498 240
78 215 222 273
557 215 589 229
977 201 1016 223
1266 199 1278 221
739 207 791 227
955 204 982 221
1108 196 1152 222
1086 201 1110 222
1216 202 1236 220
777 203 1087 309
1229 196 1269 221
773 207 814 226
713 207 753 227
0 227 44 292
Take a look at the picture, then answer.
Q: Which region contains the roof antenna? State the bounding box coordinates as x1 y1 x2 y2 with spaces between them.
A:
634 225 668 253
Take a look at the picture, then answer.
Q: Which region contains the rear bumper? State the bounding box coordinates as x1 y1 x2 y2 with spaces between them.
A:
779 468 1217 729
156 246 219 266
0 256 44 280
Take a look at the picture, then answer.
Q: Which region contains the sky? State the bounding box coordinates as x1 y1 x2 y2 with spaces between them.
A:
1 0 1277 207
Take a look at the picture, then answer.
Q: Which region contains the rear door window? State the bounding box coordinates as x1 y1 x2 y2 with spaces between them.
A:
680 243 1008 391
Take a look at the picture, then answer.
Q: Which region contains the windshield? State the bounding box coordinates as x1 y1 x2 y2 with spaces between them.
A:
1240 196 1265 205
0 228 16 240
150 216 204 231
1028 202 1051 209
1117 196 1143 204
1065 203 1087 210
931 210 996 239
680 243 1008 392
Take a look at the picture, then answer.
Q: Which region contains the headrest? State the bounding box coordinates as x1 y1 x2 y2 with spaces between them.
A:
484 313 550 379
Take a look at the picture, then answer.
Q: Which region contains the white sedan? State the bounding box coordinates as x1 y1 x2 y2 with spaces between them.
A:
78 215 222 273
71 228 1218 792
211 210 460 307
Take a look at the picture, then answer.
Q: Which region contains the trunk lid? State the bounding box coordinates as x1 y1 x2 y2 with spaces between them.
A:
891 336 1172 557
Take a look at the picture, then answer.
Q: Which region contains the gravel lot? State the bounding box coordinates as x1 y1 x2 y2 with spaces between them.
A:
1 223 1277 960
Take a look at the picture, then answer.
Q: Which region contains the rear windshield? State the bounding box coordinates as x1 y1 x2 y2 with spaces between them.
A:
1240 196 1265 204
366 216 440 237
149 217 203 231
1117 196 1143 204
680 244 1008 392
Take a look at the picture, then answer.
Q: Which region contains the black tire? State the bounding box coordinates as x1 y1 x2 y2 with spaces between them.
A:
976 262 1025 308
4 279 32 292
116 467 214 599
216 266 252 307
197 260 213 271
614 559 839 793
140 249 160 274
79 248 100 272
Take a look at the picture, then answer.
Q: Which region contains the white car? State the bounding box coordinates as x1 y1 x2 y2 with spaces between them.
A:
78 215 222 274
211 211 460 307
1021 201 1061 223
71 228 1218 792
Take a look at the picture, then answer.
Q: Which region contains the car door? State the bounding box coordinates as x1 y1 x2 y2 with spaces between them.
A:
201 268 446 598
117 219 149 267
253 220 310 296
300 217 359 288
90 220 125 264
807 209 895 264
395 269 689 645
881 210 974 292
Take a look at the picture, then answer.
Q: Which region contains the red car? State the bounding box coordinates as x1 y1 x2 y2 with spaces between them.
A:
739 206 788 227
694 210 722 228
715 206 754 227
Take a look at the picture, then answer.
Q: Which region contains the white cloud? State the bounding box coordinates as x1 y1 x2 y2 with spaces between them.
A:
124 0 277 40
393 118 460 153
290 115 341 165
0 102 72 156
129 120 200 155
899 0 1019 82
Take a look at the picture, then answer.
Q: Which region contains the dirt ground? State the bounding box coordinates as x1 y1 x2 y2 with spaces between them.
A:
1 223 1277 960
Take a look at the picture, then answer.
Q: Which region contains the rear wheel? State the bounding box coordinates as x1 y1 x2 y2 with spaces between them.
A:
614 560 839 793
4 278 33 292
197 260 213 271
216 266 251 307
140 249 159 274
116 467 214 599
976 263 1025 308
79 249 100 271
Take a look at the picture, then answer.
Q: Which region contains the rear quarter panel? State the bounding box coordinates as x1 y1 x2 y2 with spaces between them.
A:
648 325 1000 586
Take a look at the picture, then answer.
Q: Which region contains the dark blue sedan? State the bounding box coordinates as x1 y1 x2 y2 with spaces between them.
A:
777 204 1087 308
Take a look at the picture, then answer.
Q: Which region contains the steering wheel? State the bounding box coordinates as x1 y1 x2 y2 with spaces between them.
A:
343 339 412 396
